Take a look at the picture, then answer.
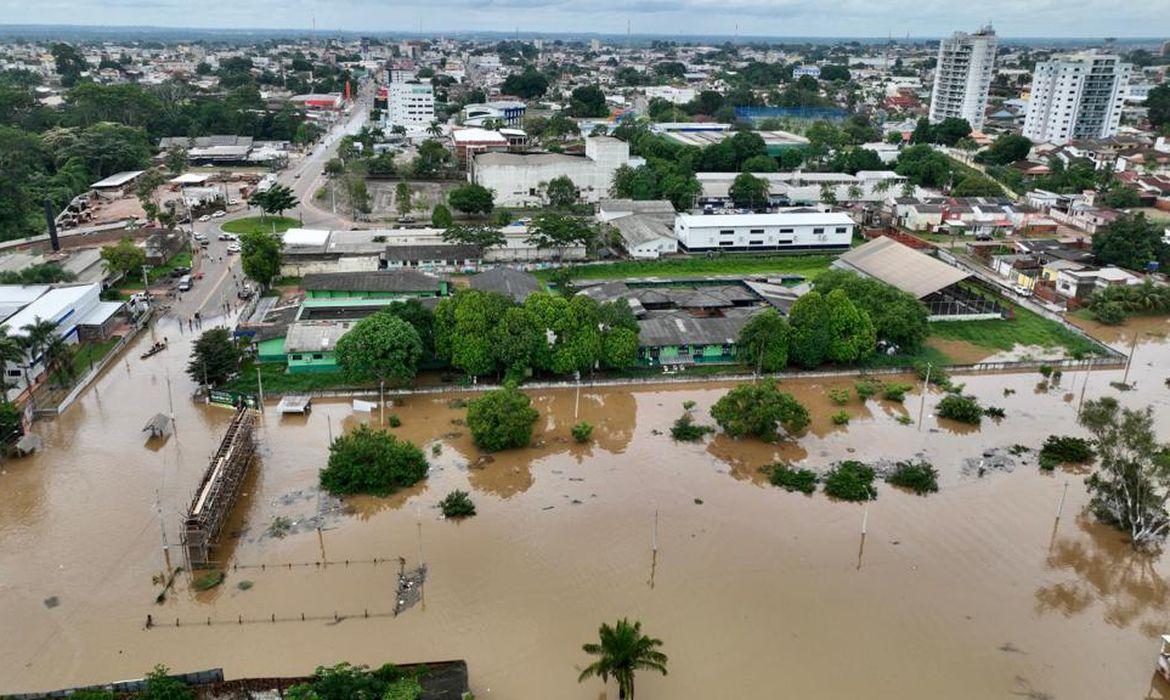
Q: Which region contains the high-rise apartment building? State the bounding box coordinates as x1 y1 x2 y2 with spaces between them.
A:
1022 54 1131 145
929 25 997 131
385 81 435 129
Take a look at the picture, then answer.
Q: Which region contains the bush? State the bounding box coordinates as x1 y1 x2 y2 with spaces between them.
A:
1094 301 1127 325
984 406 1006 419
767 463 818 494
711 380 810 442
1038 435 1095 470
854 379 882 400
682 400 696 410
466 384 539 452
1038 364 1054 378
193 570 225 591
439 489 477 518
936 394 983 424
388 414 402 427
671 413 715 441
571 421 594 443
828 388 851 405
823 460 877 501
831 410 850 425
882 383 911 402
320 424 429 496
886 460 939 495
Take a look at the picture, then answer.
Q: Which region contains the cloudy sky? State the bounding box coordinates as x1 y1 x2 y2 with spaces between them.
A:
0 0 1163 38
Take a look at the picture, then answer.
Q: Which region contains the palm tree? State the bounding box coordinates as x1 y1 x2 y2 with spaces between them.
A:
578 618 668 699
0 325 24 400
44 335 75 387
427 120 442 138
20 317 57 374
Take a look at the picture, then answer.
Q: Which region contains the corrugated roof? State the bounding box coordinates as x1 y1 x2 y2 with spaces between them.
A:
834 237 969 299
638 314 750 347
302 270 444 293
469 267 541 302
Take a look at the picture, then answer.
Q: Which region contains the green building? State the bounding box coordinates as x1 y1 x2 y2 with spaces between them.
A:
636 314 747 367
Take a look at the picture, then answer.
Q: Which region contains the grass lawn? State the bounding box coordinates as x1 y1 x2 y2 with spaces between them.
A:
928 304 1102 357
116 250 193 289
71 337 120 376
537 254 836 282
224 360 376 395
221 216 301 236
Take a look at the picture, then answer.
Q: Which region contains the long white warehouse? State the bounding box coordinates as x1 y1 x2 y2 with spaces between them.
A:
674 211 856 253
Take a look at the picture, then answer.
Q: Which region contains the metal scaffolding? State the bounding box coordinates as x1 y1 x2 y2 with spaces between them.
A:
182 406 257 569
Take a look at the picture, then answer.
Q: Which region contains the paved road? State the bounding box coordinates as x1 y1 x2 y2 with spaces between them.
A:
159 82 376 325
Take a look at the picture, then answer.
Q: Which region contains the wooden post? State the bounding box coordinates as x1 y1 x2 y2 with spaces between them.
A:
1121 331 1140 386
1056 481 1069 520
256 366 265 411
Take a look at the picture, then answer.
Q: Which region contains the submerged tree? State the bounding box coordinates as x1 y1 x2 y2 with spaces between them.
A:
1079 397 1170 550
578 618 668 699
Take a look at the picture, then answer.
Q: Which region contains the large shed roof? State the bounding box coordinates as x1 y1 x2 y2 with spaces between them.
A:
833 237 969 299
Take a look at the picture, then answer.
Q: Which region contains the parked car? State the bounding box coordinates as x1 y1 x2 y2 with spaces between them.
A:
228 198 240 205
237 284 254 300
198 215 211 222
211 210 227 218
177 275 193 291
226 243 241 254
1012 285 1033 297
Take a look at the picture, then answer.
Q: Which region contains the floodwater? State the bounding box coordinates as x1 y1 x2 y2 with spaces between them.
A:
3 314 1170 699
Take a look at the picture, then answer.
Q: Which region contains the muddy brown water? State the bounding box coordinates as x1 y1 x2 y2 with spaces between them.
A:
3 315 1170 699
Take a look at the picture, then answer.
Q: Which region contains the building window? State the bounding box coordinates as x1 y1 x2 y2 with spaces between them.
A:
719 229 734 236
749 240 764 245
813 227 825 234
312 353 324 360
290 354 302 360
835 227 848 233
718 241 734 246
6 370 20 378
779 228 794 233
749 228 764 234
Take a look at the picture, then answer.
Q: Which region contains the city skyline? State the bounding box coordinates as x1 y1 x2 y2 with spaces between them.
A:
0 0 1166 40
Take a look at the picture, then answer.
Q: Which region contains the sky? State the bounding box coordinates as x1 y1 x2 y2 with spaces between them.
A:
0 0 1165 39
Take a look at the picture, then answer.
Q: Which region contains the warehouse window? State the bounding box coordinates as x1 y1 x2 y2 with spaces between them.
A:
813 227 825 233
835 227 848 233
719 229 735 235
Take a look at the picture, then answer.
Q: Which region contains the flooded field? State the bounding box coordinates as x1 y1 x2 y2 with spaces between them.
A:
2 314 1170 699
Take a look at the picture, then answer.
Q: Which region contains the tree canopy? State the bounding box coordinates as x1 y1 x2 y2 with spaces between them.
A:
187 328 241 386
239 230 283 288
320 424 429 496
1091 213 1170 272
466 383 539 452
710 380 810 442
334 312 424 386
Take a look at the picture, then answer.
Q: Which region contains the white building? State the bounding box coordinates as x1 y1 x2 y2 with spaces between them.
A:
642 86 697 105
597 200 679 259
1022 54 1132 145
471 136 638 208
673 211 855 253
793 65 820 79
929 25 997 131
385 81 435 129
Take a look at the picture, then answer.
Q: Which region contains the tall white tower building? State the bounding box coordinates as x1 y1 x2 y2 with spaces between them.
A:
1022 54 1131 145
929 25 997 131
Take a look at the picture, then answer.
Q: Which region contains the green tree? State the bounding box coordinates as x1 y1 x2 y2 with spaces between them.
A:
951 175 1003 197
139 664 195 700
434 290 513 376
51 43 87 87
441 224 506 249
251 183 299 219
1099 183 1142 209
545 175 578 207
976 133 1032 166
1145 84 1170 130
567 85 608 117
525 212 595 258
320 424 429 496
737 309 790 372
431 203 453 228
100 237 146 281
895 144 953 188
823 288 876 364
787 291 831 368
186 328 241 386
395 181 413 217
1092 213 1170 272
710 380 810 442
239 230 283 289
164 147 188 175
728 172 769 209
930 117 972 146
1079 397 1170 549
813 270 929 351
447 183 494 215
524 292 602 374
600 326 639 369
491 305 545 373
501 67 550 99
334 312 423 386
741 154 778 173
466 383 539 452
578 618 668 700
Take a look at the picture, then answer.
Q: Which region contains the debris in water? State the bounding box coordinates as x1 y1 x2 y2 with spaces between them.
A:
43 596 59 609
961 447 1022 478
394 562 427 616
694 498 703 505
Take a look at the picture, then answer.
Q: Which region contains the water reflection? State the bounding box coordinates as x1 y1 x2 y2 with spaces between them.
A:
1035 515 1169 632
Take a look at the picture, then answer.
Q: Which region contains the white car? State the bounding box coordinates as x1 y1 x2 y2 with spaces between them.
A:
198 214 211 222
226 243 241 254
228 198 240 205
211 210 227 218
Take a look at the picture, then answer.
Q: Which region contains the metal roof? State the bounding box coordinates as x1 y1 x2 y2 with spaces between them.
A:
302 270 445 293
469 267 541 302
834 237 969 299
638 314 751 347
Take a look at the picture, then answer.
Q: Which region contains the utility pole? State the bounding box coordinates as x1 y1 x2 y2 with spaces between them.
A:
917 362 931 431
165 368 175 423
256 366 265 411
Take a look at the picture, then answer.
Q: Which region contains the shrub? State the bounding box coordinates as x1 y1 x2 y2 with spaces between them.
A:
467 384 539 452
671 413 715 441
936 394 983 424
914 361 952 391
984 406 1006 419
854 379 882 400
571 421 594 443
828 388 851 405
882 383 911 402
682 400 696 410
1038 364 1054 378
320 424 429 496
823 460 877 501
1038 435 1095 470
886 460 939 495
711 380 810 442
388 414 402 427
767 463 818 494
896 414 914 425
831 410 850 425
1094 301 1127 325
439 489 477 518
